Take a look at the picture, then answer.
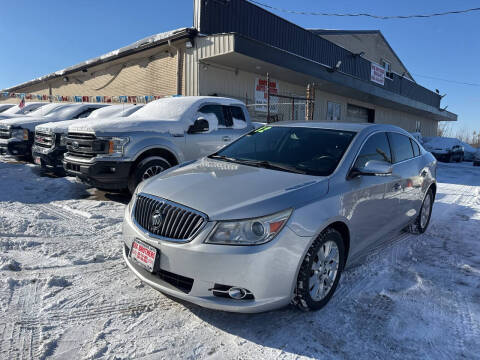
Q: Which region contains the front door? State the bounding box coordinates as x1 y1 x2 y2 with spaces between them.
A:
344 132 397 258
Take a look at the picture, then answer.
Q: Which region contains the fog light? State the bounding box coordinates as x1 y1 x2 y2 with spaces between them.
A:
228 287 247 300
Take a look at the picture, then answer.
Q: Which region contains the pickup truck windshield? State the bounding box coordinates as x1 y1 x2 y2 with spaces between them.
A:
211 126 356 176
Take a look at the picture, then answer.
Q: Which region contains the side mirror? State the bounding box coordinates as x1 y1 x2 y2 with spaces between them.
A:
188 117 209 134
350 160 392 178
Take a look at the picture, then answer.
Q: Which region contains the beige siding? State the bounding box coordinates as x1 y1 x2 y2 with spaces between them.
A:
320 33 413 80
3 45 179 100
185 34 235 96
313 90 437 137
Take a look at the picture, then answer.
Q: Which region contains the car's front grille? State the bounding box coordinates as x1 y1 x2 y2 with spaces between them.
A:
65 132 102 159
34 130 55 149
0 127 10 139
133 194 207 242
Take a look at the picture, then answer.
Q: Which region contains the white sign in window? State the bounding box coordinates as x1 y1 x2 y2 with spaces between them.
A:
327 101 341 121
371 63 386 85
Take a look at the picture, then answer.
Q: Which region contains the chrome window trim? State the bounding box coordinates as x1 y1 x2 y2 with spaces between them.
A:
131 192 209 243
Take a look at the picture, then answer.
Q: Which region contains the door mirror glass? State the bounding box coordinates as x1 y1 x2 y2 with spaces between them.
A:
351 160 392 177
188 117 210 134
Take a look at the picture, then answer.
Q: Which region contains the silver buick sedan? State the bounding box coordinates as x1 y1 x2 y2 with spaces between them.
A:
122 122 436 313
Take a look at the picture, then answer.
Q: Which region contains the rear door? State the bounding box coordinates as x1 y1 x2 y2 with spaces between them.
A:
387 132 422 229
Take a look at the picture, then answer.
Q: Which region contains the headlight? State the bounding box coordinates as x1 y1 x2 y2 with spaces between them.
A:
59 134 67 146
205 209 292 246
12 128 28 140
98 136 129 157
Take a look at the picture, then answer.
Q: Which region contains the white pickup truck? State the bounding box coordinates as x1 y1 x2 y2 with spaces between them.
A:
63 96 255 193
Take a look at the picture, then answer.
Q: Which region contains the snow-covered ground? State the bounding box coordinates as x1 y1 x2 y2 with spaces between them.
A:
0 158 479 359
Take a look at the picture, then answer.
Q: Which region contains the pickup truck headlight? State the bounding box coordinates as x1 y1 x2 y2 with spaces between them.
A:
98 136 129 157
12 128 29 140
205 209 292 246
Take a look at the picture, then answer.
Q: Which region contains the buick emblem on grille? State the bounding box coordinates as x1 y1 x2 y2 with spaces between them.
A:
151 210 164 230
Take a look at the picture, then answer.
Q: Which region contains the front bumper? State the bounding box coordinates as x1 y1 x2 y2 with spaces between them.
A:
122 207 310 313
32 145 66 169
63 156 132 190
0 138 31 157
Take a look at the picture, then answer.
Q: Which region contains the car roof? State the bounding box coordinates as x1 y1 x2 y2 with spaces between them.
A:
269 121 411 135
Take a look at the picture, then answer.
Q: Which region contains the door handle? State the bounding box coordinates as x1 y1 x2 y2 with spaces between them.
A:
222 136 232 142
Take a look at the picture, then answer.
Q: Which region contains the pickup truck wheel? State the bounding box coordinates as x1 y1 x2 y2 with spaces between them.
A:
128 157 171 194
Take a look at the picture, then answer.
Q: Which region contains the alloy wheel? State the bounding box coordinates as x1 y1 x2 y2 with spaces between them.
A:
309 240 340 301
420 192 432 229
142 165 163 180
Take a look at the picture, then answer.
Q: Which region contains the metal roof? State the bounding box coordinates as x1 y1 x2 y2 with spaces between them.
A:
3 27 197 92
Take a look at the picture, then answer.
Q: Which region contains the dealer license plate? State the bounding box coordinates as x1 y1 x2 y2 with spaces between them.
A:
34 157 41 165
130 239 157 272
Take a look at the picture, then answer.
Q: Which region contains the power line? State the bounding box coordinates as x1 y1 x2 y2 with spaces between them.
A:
249 1 480 20
412 74 480 87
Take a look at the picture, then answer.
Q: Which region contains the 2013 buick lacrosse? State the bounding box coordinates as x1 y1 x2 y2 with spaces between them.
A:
122 122 436 313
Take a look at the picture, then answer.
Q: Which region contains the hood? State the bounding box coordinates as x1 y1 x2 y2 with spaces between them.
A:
36 118 91 134
68 116 189 136
0 116 63 131
138 158 328 220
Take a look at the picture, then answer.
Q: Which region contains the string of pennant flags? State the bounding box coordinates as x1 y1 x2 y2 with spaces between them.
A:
0 91 180 104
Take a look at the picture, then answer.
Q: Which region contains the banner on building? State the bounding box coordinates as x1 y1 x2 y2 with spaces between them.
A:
255 78 279 113
370 63 385 86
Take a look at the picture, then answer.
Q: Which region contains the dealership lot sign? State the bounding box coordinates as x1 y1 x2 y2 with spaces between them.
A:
370 63 386 86
255 78 279 113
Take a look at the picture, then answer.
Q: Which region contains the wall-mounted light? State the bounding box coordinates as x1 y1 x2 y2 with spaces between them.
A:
328 61 342 72
185 41 193 48
63 76 69 82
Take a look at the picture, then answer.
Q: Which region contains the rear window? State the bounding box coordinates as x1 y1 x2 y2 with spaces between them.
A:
388 132 414 163
410 138 421 157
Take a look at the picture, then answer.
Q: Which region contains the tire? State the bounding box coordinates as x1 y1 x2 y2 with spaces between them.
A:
409 188 434 234
294 228 345 311
128 156 171 194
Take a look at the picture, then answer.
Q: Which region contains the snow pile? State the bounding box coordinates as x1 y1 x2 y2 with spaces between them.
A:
423 136 462 151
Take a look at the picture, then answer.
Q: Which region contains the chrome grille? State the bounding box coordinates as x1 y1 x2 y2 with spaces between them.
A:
34 130 55 149
66 132 97 159
133 194 207 241
0 127 10 139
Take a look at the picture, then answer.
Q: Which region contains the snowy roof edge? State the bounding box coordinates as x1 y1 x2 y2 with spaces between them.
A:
3 27 197 92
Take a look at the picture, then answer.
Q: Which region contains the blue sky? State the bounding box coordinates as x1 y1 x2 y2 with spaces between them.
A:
1 0 478 132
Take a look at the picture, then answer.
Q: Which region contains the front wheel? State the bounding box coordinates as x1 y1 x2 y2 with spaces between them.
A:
128 157 171 194
294 228 345 311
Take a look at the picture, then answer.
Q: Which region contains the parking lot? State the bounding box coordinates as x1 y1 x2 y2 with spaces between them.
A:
0 158 479 359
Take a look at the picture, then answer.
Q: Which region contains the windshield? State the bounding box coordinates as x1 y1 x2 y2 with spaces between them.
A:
44 105 81 118
27 103 66 116
131 98 192 120
2 103 45 115
211 126 356 176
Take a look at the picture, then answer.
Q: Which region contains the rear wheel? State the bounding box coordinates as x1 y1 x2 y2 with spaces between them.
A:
294 228 345 311
409 188 434 234
128 157 171 194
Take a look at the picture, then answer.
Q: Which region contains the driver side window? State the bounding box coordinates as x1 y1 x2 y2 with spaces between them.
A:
354 132 392 169
198 105 232 128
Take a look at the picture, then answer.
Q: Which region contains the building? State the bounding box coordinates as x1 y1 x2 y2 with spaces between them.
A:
1 0 456 136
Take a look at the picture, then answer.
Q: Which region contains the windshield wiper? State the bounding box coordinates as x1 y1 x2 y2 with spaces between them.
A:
209 154 244 164
235 159 307 174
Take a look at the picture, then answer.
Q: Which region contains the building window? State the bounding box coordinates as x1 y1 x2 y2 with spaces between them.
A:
381 59 393 80
415 120 421 133
327 101 341 121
